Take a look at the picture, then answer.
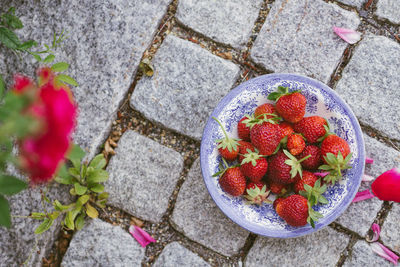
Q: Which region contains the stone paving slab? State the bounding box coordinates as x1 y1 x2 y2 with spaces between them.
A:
130 34 240 141
336 35 400 140
380 204 400 254
153 242 210 267
176 0 263 49
0 0 171 158
245 227 349 266
251 0 360 83
61 219 145 266
0 166 71 267
337 0 366 8
335 134 400 236
342 240 393 267
170 158 249 257
105 130 183 223
376 0 400 24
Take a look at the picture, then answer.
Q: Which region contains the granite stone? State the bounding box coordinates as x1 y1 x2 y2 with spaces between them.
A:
335 134 400 236
251 0 360 83
245 227 349 267
176 0 263 49
130 35 240 141
105 130 183 223
153 242 210 267
61 219 145 266
0 180 71 267
376 0 400 24
337 0 366 8
336 35 400 140
0 0 172 158
380 204 400 254
170 158 249 257
343 241 393 267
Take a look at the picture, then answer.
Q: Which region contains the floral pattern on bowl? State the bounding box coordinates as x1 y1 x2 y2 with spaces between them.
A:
200 73 365 238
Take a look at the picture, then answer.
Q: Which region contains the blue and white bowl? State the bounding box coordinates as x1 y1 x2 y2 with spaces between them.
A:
200 73 365 238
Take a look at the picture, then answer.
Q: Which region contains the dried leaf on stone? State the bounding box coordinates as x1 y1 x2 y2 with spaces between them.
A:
139 58 154 77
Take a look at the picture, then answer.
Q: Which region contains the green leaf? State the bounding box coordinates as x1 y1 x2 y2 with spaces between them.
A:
75 212 85 230
0 27 20 49
90 183 104 193
32 54 41 62
0 175 28 196
31 212 46 220
43 54 55 64
319 195 329 204
17 40 37 50
49 211 60 220
34 218 54 234
53 200 71 211
98 192 109 200
0 74 5 100
87 169 109 183
77 195 90 205
74 183 87 195
56 74 78 86
0 195 11 228
267 92 281 101
67 143 85 162
85 203 98 219
55 164 74 185
2 13 23 29
51 62 69 72
89 154 107 169
68 167 80 179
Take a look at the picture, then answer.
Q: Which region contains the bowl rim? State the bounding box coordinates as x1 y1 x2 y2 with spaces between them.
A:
200 73 365 238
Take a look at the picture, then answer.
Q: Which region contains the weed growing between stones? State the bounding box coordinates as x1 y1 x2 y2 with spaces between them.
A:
0 7 110 236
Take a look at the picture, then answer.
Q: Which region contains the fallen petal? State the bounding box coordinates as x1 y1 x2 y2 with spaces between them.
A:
314 172 329 177
371 168 400 202
367 223 381 242
366 157 374 164
370 242 399 265
362 174 375 182
129 225 156 248
352 189 375 203
333 26 361 44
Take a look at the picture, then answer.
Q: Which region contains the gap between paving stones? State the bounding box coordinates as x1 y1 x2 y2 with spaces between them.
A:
50 0 399 265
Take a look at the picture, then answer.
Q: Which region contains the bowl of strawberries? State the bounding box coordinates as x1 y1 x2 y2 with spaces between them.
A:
200 73 365 238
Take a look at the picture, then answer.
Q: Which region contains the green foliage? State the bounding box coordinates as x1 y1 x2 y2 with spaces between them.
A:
0 195 11 228
33 147 110 233
299 179 327 228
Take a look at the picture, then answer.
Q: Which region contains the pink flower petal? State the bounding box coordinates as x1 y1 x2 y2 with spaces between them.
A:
362 174 375 182
129 225 156 248
333 27 361 44
352 189 375 203
314 172 329 177
371 168 400 202
367 223 381 242
370 242 399 265
366 157 374 164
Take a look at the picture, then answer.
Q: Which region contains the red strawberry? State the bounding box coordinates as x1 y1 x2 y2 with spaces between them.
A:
268 86 306 123
273 197 284 210
254 103 276 119
219 167 246 196
250 122 281 156
238 117 251 141
244 182 271 205
297 145 322 170
238 141 255 162
293 171 319 193
320 135 350 163
267 150 310 185
269 181 288 195
213 117 239 161
319 135 352 184
275 195 309 227
278 122 294 140
287 134 305 156
240 149 268 182
293 116 327 143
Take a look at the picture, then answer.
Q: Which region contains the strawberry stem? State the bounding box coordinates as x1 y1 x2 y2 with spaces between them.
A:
212 116 229 140
298 154 311 163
